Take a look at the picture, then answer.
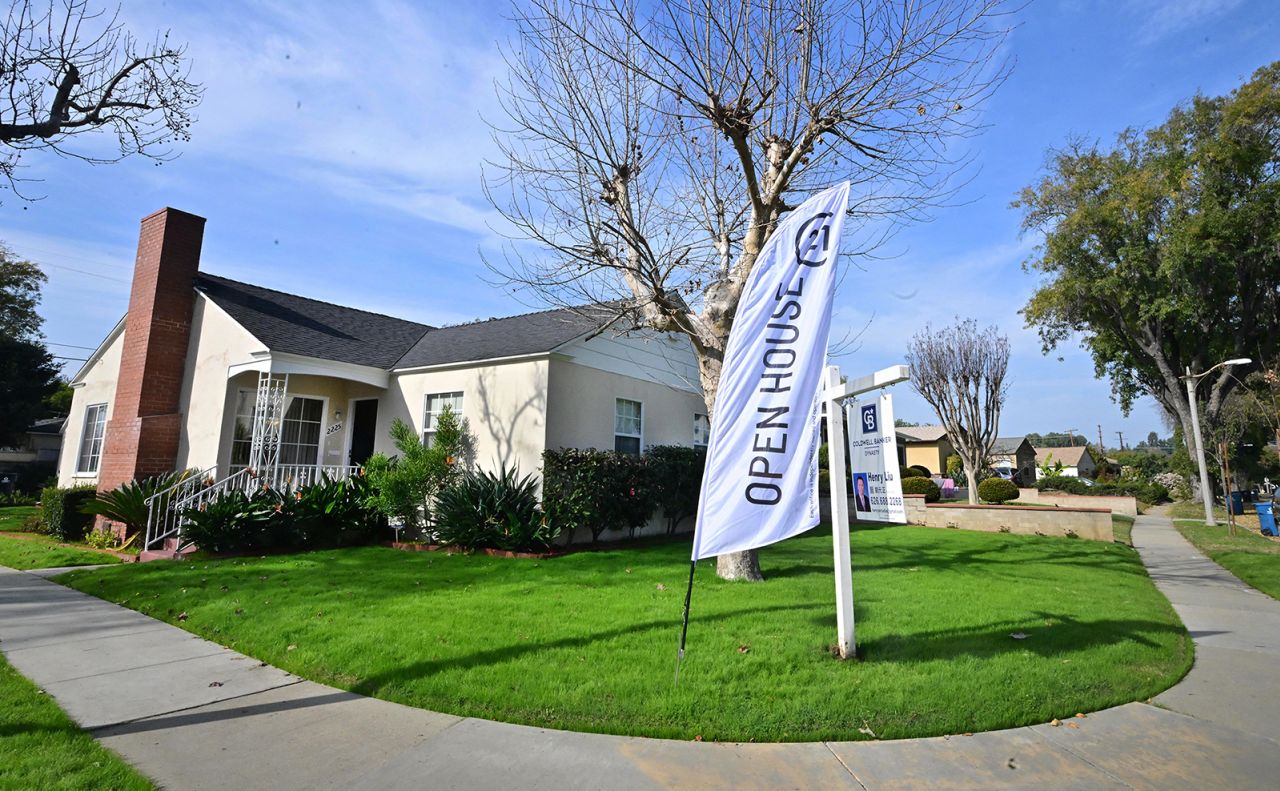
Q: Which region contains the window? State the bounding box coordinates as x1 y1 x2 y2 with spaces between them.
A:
279 397 325 464
615 398 642 455
424 392 464 447
693 413 710 448
230 391 325 469
230 389 255 470
76 403 108 474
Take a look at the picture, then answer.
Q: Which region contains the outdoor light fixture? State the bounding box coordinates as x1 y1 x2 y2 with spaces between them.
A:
1183 357 1253 526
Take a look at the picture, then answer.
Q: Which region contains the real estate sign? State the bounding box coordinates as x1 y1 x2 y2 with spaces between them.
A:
845 392 907 523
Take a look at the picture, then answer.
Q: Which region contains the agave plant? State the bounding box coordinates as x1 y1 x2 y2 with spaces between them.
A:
434 465 554 552
80 469 201 538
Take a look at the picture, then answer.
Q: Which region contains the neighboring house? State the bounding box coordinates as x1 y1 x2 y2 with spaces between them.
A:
60 208 707 502
1034 445 1097 479
894 425 955 476
989 436 1037 485
0 418 65 493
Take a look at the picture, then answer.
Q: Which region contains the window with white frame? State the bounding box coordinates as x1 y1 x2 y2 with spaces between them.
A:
423 392 464 447
229 389 255 470
230 391 325 469
615 398 642 455
693 413 710 448
279 397 325 464
76 403 108 474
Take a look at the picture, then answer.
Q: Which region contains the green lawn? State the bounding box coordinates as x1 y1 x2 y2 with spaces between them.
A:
60 525 1191 742
1112 515 1136 546
0 653 153 790
1174 519 1280 601
0 506 124 570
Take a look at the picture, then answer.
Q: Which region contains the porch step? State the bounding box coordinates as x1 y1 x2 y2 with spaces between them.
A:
139 539 198 563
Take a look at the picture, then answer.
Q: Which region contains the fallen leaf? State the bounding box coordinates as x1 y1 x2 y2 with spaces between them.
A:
625 568 632 574
177 612 188 621
1075 713 1086 718
656 583 666 591
287 644 297 652
1066 722 1079 729
208 681 223 687
1050 719 1061 727
737 644 750 654
1009 632 1028 640
1007 759 1017 770
694 735 703 742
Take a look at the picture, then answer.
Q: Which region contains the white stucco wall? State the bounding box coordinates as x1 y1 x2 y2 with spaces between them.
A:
382 359 550 477
59 326 125 487
176 295 266 475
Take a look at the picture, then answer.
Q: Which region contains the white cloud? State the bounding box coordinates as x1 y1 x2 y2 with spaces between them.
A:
1127 0 1245 46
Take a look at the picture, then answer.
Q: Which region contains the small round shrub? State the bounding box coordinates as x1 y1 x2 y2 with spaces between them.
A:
907 465 932 478
977 477 1020 504
901 476 941 503
1035 475 1089 495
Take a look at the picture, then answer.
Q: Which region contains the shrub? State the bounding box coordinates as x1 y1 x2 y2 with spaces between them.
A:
434 465 554 552
1153 471 1189 500
907 465 932 478
542 448 656 542
945 455 964 481
80 469 199 538
39 485 97 541
363 412 462 533
901 476 941 503
180 476 383 555
646 445 706 535
977 477 1020 504
0 492 37 506
1035 475 1089 495
84 527 118 550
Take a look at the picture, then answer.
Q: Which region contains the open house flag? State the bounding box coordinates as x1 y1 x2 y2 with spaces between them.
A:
691 182 850 560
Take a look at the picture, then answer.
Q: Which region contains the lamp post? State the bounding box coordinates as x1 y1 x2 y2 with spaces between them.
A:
1184 358 1252 526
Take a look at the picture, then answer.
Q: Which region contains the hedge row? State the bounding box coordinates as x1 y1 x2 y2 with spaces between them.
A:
38 486 97 541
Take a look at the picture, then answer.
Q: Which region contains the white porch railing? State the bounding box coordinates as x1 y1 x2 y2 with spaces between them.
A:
144 464 362 553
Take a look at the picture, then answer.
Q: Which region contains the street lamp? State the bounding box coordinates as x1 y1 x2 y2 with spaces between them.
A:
1184 358 1252 526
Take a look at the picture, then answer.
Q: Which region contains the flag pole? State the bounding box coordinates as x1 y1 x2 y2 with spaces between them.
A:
674 559 697 685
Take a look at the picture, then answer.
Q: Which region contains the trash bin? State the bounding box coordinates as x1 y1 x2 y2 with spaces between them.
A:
1230 491 1245 515
1257 503 1278 537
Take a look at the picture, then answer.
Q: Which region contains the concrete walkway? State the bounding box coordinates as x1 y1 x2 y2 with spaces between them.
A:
2 513 1279 790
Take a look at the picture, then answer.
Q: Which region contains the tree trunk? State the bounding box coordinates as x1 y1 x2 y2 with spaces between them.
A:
696 338 765 582
965 468 979 505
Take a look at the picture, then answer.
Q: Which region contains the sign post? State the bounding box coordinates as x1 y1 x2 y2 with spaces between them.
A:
821 363 910 659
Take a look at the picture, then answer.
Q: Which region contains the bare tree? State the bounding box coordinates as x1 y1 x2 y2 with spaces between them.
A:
486 0 1013 580
906 318 1009 503
0 0 200 194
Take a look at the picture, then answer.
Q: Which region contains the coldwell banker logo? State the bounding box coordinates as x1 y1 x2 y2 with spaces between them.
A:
795 211 835 266
861 403 878 434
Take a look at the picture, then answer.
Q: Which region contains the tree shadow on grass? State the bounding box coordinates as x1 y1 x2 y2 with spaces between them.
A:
854 610 1187 665
349 601 820 697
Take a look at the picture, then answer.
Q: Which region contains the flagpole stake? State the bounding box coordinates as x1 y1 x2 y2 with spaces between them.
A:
675 559 697 685
824 365 857 659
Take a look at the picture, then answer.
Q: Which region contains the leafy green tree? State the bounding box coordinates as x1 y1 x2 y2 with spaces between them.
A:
0 244 59 444
1016 63 1280 475
362 406 465 534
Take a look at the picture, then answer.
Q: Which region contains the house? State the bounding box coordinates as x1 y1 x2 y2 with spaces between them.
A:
60 208 708 522
1034 445 1097 479
989 436 1037 485
0 418 64 493
894 425 955 476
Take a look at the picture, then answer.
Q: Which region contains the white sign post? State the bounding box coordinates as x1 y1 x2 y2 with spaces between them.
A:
821 363 910 659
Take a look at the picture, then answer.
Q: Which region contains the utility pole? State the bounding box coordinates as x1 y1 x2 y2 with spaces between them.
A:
1115 431 1125 452
1097 424 1105 454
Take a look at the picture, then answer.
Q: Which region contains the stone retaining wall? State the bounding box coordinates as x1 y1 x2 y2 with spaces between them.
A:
903 494 1113 541
1017 488 1138 517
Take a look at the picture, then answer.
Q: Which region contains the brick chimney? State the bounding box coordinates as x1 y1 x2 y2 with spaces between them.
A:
97 208 206 495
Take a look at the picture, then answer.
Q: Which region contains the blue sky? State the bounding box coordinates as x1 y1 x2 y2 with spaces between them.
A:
5 0 1276 447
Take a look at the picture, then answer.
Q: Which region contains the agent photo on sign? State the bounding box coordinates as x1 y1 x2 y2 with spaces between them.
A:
852 472 872 513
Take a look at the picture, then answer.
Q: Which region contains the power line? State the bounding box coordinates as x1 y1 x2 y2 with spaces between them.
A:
46 341 97 350
51 355 88 362
36 261 130 284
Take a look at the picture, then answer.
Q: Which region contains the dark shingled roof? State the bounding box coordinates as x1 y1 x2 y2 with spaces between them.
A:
393 305 613 369
195 274 432 369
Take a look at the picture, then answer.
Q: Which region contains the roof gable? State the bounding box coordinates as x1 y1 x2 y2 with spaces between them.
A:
1035 445 1090 467
991 436 1031 455
195 274 432 369
895 424 949 442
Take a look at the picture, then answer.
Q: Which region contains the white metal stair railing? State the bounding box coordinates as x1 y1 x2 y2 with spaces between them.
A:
143 468 216 552
146 464 364 553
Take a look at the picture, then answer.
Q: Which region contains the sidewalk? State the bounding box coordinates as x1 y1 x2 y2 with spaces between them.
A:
2 513 1279 790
